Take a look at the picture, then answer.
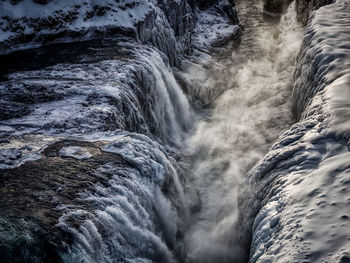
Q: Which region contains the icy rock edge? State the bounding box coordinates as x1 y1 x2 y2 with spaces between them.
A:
246 1 350 262
0 0 241 66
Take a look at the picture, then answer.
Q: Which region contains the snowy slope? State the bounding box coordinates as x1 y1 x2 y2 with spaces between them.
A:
248 0 350 262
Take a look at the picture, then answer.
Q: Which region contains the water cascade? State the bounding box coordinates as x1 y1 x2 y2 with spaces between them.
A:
1 0 348 262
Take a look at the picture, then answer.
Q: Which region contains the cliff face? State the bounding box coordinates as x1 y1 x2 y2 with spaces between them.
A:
262 0 333 20
0 0 238 65
247 1 350 262
263 0 293 15
295 0 334 25
0 0 191 65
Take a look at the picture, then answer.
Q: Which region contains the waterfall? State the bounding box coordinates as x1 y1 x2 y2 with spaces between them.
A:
0 41 193 262
58 133 183 263
1 0 349 262
52 48 193 262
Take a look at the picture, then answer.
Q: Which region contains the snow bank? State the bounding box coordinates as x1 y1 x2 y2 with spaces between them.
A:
295 0 334 25
248 0 350 262
59 146 92 160
192 10 240 52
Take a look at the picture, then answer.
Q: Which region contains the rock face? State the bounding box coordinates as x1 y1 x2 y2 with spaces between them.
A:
263 0 293 15
295 0 334 25
0 0 239 65
0 0 180 64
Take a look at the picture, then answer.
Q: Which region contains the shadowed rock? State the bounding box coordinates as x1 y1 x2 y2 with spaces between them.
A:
263 0 293 16
0 140 128 262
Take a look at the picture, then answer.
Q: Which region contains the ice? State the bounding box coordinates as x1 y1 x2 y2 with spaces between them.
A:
248 0 350 262
0 40 192 261
59 146 92 160
57 133 186 262
0 136 50 169
1 43 192 146
193 11 241 52
0 0 153 53
103 133 174 185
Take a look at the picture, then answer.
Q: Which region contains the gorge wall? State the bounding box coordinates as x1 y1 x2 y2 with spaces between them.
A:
295 0 335 25
0 0 349 262
245 0 350 262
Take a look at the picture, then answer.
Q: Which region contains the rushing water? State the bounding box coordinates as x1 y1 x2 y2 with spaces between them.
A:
184 1 304 262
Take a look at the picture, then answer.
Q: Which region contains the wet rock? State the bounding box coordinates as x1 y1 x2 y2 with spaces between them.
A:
263 0 293 15
196 0 219 10
295 0 335 25
33 0 54 4
0 100 32 120
23 145 33 151
0 140 126 261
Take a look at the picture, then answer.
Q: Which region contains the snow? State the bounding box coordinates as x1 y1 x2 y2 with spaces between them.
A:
0 42 192 147
103 133 173 185
193 10 240 52
249 0 350 262
57 131 186 263
0 38 192 261
59 146 92 160
0 0 154 53
0 135 57 169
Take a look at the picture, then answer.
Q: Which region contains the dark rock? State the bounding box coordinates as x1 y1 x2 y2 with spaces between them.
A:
263 0 293 16
0 140 127 262
295 0 335 25
33 0 53 4
196 0 219 10
0 100 32 120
